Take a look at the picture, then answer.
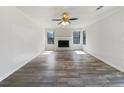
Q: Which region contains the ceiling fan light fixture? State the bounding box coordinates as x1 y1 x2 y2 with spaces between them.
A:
61 21 69 26
52 12 78 25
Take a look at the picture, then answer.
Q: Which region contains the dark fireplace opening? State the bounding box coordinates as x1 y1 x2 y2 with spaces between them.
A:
58 40 69 47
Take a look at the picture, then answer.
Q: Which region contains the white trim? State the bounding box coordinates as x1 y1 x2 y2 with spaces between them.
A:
0 50 44 82
84 47 124 72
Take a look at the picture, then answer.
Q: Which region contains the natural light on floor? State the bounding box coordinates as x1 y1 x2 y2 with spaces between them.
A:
42 51 53 55
75 50 86 55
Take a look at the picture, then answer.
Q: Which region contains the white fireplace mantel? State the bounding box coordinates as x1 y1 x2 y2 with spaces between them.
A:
55 37 73 50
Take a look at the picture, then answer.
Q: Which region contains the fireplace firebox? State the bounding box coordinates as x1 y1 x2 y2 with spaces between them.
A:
58 40 69 47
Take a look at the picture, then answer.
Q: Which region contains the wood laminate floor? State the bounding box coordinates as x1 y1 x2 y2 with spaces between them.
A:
0 50 124 87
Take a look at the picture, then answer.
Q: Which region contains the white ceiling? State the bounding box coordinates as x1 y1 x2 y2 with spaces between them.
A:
16 6 120 28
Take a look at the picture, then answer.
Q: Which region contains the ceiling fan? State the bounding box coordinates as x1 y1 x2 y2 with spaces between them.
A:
52 12 78 26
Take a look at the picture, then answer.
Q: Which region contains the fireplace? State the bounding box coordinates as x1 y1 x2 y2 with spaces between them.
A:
58 40 69 47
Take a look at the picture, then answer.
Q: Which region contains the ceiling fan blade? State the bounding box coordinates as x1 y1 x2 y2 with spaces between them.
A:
52 19 61 21
69 18 78 20
58 21 62 24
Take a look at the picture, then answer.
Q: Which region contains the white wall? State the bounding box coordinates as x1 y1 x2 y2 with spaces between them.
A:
45 28 83 50
83 8 124 72
0 7 45 81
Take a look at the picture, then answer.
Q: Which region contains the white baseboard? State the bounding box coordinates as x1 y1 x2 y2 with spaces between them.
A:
84 47 124 72
0 50 44 82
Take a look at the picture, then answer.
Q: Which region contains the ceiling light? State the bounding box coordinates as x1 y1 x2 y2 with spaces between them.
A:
61 21 69 26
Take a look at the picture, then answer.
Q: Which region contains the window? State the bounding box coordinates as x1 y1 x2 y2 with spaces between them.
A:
73 32 80 44
83 31 86 45
47 32 54 44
